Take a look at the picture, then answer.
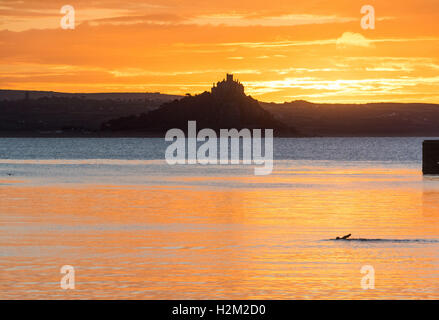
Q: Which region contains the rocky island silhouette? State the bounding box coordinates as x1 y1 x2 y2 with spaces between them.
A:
3 75 439 137
101 74 298 136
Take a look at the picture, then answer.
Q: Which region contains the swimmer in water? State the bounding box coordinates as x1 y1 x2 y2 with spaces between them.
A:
335 233 351 240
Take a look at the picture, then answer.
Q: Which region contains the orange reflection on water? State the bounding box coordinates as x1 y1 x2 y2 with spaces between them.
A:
0 166 438 299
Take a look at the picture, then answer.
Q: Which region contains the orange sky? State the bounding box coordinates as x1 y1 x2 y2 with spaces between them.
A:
1 0 439 103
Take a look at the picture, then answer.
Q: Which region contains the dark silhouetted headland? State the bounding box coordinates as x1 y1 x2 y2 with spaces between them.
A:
101 74 298 136
3 78 439 137
262 100 439 137
0 90 180 136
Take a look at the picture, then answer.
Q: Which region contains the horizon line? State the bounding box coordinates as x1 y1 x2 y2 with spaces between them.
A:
1 88 439 106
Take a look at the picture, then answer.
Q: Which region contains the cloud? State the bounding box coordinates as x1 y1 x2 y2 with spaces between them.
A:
336 32 372 48
187 13 355 27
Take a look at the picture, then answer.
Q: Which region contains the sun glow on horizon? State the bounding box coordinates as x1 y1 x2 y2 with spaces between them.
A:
1 0 439 103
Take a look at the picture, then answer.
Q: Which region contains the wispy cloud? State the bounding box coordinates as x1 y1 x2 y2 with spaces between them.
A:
1 0 439 103
215 35 439 49
186 13 356 27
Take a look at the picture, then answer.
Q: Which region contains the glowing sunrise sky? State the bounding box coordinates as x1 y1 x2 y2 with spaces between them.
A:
1 0 439 103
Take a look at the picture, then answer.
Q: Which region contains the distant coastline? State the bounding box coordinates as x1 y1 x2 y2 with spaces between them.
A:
2 131 439 138
2 87 439 138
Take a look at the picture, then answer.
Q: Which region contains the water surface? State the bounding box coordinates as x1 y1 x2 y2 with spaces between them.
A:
0 138 438 299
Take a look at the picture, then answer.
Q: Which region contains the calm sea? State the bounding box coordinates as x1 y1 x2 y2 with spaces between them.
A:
0 137 438 299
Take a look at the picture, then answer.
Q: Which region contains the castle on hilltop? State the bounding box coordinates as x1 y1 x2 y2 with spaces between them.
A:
211 74 245 96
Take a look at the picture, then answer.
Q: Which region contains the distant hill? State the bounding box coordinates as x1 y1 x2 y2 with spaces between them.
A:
0 90 181 134
2 86 439 137
102 74 297 136
0 90 181 103
261 100 439 136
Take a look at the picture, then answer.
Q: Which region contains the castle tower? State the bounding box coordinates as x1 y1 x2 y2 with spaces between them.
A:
211 73 244 96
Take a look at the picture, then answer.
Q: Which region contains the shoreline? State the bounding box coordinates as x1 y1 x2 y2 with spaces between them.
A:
1 131 439 138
